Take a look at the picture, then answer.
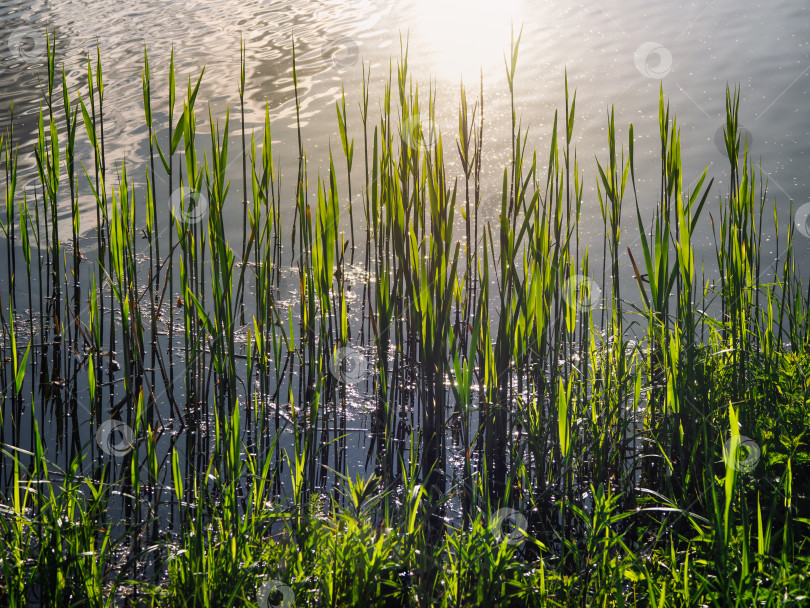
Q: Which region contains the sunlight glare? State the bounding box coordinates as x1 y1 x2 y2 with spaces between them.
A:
409 0 520 82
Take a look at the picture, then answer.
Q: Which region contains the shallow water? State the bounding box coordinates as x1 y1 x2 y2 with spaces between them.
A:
0 0 808 535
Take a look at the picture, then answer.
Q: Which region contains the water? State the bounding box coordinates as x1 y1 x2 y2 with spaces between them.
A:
2 0 808 240
0 0 808 557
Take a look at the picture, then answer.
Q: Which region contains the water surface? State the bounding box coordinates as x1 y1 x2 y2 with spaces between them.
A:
1 0 808 517
2 0 808 246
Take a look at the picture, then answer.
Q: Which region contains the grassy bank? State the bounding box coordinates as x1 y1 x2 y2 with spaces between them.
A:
1 30 809 607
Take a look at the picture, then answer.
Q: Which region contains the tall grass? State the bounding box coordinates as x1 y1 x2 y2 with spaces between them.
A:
0 30 809 607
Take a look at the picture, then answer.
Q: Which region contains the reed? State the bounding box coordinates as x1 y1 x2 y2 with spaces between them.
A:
0 30 808 607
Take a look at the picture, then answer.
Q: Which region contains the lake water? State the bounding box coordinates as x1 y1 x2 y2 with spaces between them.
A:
2 0 809 259
0 0 808 530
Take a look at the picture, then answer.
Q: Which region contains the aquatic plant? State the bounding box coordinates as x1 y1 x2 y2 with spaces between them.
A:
0 28 809 607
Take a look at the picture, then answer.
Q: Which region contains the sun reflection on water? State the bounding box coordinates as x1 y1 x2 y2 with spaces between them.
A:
408 0 521 82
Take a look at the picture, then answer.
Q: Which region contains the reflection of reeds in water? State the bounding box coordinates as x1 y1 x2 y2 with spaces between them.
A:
0 28 809 607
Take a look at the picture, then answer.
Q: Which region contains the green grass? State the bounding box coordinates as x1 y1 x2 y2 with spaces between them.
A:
0 29 809 607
